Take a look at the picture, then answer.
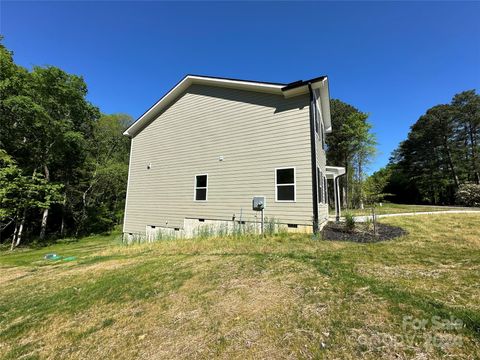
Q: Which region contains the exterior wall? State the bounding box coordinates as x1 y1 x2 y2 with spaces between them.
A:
316 113 329 223
314 90 329 223
123 84 324 235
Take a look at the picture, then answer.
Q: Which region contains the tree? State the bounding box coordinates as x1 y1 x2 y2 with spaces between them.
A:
326 99 377 208
363 166 392 205
0 40 130 244
28 66 100 239
0 151 61 249
73 114 131 235
451 90 480 184
386 89 480 205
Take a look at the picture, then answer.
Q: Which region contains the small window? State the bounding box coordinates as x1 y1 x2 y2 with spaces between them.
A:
317 168 323 203
276 168 295 202
324 176 328 204
321 121 325 149
314 89 320 135
194 174 208 201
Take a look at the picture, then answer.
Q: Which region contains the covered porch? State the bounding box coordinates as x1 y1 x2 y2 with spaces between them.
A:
325 166 346 222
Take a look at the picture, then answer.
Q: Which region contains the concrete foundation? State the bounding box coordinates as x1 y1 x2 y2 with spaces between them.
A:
124 217 323 241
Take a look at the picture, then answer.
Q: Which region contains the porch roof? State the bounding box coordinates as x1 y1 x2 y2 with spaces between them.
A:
325 166 346 179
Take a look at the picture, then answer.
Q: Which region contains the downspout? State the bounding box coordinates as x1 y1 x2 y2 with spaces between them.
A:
122 133 133 241
308 83 319 233
334 174 346 222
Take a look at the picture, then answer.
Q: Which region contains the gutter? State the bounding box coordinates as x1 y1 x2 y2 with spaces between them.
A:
308 83 319 233
281 76 326 92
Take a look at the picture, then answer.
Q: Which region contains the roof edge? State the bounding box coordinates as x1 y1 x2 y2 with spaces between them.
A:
124 74 329 138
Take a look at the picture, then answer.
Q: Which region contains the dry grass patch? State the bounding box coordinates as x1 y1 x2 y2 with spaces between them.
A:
1 214 480 359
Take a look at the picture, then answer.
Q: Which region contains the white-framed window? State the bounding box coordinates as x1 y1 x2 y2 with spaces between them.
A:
324 175 328 204
317 167 323 203
320 121 325 150
315 108 320 136
313 89 325 150
194 174 208 201
275 167 296 202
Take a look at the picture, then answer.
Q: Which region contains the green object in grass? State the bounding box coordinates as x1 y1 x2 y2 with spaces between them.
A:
44 253 62 260
44 254 76 261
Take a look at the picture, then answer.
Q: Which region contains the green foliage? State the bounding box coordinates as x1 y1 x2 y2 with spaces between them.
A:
363 166 392 205
387 90 480 205
0 151 62 215
0 150 62 248
344 213 356 232
0 40 131 245
327 99 377 209
456 183 480 207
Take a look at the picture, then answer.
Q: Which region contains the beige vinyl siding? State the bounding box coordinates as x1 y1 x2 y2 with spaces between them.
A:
124 84 313 234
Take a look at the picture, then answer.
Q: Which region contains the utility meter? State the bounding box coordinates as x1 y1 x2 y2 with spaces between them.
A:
252 196 265 211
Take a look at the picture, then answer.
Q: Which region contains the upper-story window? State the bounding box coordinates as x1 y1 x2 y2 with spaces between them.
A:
275 168 295 202
194 174 208 201
324 175 328 204
321 121 325 150
315 109 320 136
317 168 323 203
314 89 325 150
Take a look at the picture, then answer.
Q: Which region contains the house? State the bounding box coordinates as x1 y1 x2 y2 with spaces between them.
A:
122 75 345 239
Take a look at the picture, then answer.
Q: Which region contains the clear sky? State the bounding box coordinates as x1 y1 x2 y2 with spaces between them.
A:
1 1 479 173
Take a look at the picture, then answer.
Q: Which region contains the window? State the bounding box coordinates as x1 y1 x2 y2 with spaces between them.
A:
317 168 323 203
314 89 320 135
276 168 295 202
324 176 328 204
194 174 208 201
320 121 325 150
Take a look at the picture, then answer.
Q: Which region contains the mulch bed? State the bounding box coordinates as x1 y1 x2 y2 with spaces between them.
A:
321 222 407 243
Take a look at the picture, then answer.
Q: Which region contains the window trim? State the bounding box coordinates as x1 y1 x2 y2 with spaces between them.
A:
275 167 296 203
194 173 208 202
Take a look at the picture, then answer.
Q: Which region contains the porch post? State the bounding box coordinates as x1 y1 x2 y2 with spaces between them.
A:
335 176 341 222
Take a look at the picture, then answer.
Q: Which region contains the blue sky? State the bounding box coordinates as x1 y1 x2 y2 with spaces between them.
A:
2 1 479 173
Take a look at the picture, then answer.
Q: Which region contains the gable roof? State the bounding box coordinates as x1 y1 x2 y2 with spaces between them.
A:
123 74 331 138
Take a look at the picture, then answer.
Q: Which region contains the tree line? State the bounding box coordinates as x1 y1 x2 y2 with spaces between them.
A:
0 41 131 249
370 90 480 206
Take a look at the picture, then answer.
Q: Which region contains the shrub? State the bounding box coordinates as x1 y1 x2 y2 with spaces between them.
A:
456 183 480 207
344 213 356 232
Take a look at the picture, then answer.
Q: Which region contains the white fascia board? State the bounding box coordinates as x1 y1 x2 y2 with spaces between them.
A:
311 78 332 133
325 166 346 179
282 84 309 98
123 75 284 137
189 76 284 94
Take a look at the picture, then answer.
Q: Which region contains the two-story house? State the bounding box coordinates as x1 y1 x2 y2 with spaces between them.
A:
122 75 345 239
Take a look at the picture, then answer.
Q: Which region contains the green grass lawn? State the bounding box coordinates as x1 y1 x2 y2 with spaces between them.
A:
347 202 480 217
1 214 479 359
